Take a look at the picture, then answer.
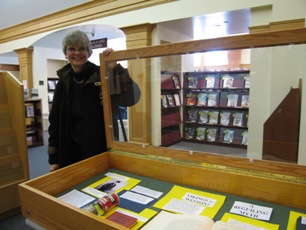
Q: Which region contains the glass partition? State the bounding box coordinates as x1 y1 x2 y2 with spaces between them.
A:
100 28 306 167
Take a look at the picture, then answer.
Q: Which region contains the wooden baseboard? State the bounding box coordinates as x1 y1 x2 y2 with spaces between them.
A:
0 207 21 222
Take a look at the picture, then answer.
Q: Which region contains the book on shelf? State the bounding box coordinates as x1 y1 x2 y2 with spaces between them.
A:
172 75 181 89
188 76 198 88
206 76 215 88
207 93 218 107
223 129 234 143
222 75 234 88
142 210 241 230
244 75 250 88
197 92 207 106
220 111 231 126
31 88 39 98
24 88 29 99
227 94 239 107
48 80 57 90
241 95 249 108
208 111 219 125
187 109 198 123
161 95 168 108
233 112 244 127
206 128 218 142
196 127 206 141
25 104 35 117
167 94 175 107
242 130 248 145
48 92 54 103
186 92 197 106
246 113 249 127
198 110 209 124
185 126 195 139
173 94 181 106
106 211 138 228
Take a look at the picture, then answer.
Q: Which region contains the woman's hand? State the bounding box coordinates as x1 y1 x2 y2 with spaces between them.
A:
102 48 117 68
102 48 114 56
49 164 59 172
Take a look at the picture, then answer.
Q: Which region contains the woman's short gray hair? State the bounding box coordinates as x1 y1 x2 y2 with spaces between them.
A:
62 30 93 57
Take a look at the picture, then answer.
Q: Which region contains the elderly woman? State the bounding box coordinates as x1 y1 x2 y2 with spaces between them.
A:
48 30 139 172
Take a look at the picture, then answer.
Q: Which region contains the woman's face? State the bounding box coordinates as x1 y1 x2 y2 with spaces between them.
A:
66 46 89 71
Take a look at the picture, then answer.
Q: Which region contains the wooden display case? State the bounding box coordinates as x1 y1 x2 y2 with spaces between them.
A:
19 28 306 229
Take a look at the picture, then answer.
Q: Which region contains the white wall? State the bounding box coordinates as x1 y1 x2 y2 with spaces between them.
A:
151 25 193 146
0 55 18 65
33 47 65 119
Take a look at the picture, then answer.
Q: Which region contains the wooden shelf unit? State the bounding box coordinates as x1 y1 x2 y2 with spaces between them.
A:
160 71 182 146
182 70 250 148
0 72 29 220
47 77 58 111
25 98 44 148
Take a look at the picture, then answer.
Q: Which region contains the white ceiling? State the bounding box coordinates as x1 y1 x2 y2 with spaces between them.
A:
0 0 92 30
0 1 250 58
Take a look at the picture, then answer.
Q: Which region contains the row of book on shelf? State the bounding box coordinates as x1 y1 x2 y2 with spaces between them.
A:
57 171 304 230
161 92 250 109
185 74 250 89
186 109 248 127
186 92 249 108
184 126 248 145
161 94 181 108
166 72 250 90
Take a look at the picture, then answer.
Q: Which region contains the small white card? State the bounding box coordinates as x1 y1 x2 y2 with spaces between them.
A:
228 218 267 230
230 201 273 221
58 189 95 208
131 185 163 199
120 191 154 204
163 198 205 215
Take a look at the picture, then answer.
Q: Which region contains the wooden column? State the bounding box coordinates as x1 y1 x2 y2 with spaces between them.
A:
120 24 155 144
14 47 33 97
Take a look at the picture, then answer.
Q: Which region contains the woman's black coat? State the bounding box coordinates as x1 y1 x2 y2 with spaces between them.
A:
48 61 140 168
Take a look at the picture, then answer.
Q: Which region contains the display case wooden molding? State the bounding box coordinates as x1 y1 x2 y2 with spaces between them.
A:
19 28 306 229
